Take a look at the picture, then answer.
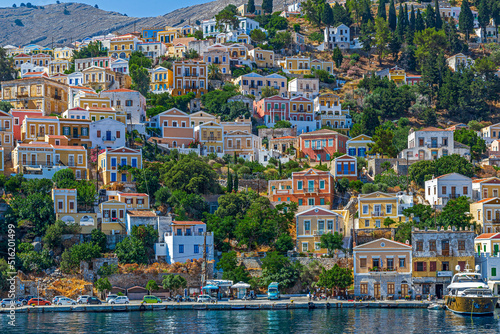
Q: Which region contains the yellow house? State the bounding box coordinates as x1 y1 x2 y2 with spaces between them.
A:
54 47 74 61
311 59 335 75
346 134 374 158
100 200 127 235
108 35 139 59
203 45 231 76
113 192 150 210
0 110 14 154
59 119 92 147
157 28 178 44
168 43 188 58
190 110 218 127
249 48 274 68
357 191 413 229
472 177 500 201
195 121 223 154
470 197 500 233
49 60 71 75
278 56 311 75
224 130 260 160
227 44 249 61
171 61 208 97
52 188 96 234
82 66 116 91
150 66 173 93
74 93 111 110
0 147 4 173
295 206 346 254
376 66 407 85
87 107 118 122
98 147 142 185
21 116 60 142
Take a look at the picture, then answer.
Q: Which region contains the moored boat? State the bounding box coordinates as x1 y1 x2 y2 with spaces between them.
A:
444 264 497 316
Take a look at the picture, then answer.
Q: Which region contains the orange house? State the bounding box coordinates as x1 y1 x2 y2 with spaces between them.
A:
269 168 335 208
298 129 348 162
333 154 357 181
156 108 194 148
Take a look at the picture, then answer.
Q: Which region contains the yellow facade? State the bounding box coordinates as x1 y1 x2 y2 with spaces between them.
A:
150 66 173 92
82 67 116 91
171 61 208 98
52 188 96 234
346 134 373 158
54 48 74 61
108 36 137 59
470 198 500 233
311 59 334 75
195 121 223 154
49 60 71 75
279 57 311 75
98 147 142 185
100 200 127 235
227 44 249 60
21 116 60 142
0 110 14 154
75 95 111 109
472 177 500 201
58 119 91 147
157 29 178 44
357 192 411 229
250 48 274 68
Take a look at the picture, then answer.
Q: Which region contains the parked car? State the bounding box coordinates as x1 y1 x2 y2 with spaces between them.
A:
52 296 65 304
86 297 102 305
17 296 34 305
109 296 129 304
197 295 215 303
56 297 77 306
142 295 162 303
77 295 90 304
27 298 51 306
1 298 22 308
106 294 119 303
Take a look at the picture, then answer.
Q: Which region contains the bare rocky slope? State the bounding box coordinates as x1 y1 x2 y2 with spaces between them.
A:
0 1 288 47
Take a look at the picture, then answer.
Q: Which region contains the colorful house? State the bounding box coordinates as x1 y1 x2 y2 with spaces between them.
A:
472 177 500 201
171 61 208 98
470 198 500 234
52 188 96 234
0 110 14 154
346 134 373 158
155 108 194 148
98 147 142 184
253 95 290 127
357 191 413 229
194 121 224 154
298 129 348 162
333 154 357 181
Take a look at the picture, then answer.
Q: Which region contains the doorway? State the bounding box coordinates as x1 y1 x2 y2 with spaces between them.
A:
436 284 443 299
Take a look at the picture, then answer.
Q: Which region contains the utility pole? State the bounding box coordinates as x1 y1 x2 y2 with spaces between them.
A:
202 231 207 287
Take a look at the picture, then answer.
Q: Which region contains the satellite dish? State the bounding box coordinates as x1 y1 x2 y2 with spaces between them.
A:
475 265 480 272
455 265 461 272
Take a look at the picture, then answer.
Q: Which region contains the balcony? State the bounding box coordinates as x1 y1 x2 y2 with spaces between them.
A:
102 136 116 142
183 73 199 77
426 143 444 149
447 193 460 199
206 136 220 142
0 127 10 132
372 211 385 217
17 92 29 97
312 146 324 150
54 95 62 100
491 219 500 224
304 187 319 194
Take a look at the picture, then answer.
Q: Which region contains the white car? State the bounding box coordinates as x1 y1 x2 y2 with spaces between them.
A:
52 296 65 304
1 299 22 308
57 297 77 306
106 294 118 303
77 295 90 304
197 295 215 303
109 296 129 304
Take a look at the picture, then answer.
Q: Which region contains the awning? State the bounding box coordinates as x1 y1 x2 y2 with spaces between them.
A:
202 285 219 290
232 282 251 289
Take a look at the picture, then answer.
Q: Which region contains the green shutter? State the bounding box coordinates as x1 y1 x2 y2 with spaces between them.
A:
492 268 497 277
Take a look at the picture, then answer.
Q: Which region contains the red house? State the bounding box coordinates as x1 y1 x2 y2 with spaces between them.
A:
253 95 290 127
298 129 348 162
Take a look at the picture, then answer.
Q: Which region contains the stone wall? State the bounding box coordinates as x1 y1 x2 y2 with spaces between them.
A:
355 228 395 246
258 127 297 140
366 158 413 177
238 179 268 193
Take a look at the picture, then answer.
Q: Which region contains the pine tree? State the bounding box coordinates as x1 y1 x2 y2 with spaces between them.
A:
234 173 239 192
409 5 416 33
262 0 273 14
416 9 425 32
332 46 344 67
361 0 373 25
227 171 233 193
388 0 397 31
425 4 435 29
247 0 255 14
434 0 442 30
396 4 406 43
477 0 490 43
377 0 386 21
459 0 474 41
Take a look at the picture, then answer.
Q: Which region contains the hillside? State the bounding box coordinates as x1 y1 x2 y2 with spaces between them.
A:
0 1 289 47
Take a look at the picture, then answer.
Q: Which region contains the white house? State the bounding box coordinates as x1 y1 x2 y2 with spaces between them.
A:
20 62 48 78
399 127 470 161
446 53 474 72
202 16 261 38
154 221 214 264
110 58 129 74
257 147 292 166
136 42 167 60
288 78 320 99
425 173 473 208
67 71 84 86
324 24 350 50
90 118 126 148
475 25 498 44
99 88 146 124
62 107 89 120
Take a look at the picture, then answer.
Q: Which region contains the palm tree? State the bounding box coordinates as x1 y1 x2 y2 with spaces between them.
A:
208 64 222 80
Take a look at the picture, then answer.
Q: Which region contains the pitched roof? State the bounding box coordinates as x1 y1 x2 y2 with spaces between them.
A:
127 210 156 217
476 233 500 240
476 197 500 204
172 221 205 225
102 88 139 93
419 127 444 132
353 237 412 250
118 193 148 197
270 136 296 140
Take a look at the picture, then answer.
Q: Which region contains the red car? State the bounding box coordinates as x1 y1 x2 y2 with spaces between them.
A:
27 298 51 306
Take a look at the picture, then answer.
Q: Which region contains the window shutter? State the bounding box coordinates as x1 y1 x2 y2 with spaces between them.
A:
423 262 427 271
414 262 417 271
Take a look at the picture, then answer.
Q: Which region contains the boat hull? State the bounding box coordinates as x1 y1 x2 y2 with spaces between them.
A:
444 296 497 316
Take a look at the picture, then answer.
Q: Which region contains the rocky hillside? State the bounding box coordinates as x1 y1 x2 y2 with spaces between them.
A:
0 1 289 47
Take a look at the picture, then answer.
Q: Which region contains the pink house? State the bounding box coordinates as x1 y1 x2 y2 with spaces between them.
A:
253 95 290 127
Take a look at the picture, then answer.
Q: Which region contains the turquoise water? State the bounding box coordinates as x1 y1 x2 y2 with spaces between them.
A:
2 309 500 333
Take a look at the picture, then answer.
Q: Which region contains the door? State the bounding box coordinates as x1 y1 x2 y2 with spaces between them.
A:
374 283 380 299
436 284 443 299
494 244 499 256
401 284 408 297
73 127 78 138
106 131 111 141
308 180 314 192
441 240 450 256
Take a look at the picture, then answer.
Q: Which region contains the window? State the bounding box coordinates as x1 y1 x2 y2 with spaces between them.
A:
194 244 199 253
429 240 436 251
179 244 184 253
422 284 431 294
302 243 308 252
78 155 83 164
415 262 426 271
315 242 321 251
492 267 497 277
69 201 75 210
319 180 325 189
360 283 368 294
364 220 369 227
463 186 468 195
362 205 368 215
58 201 63 210
442 261 450 271
304 220 310 232
416 241 423 251
372 258 380 268
360 258 367 267
399 257 405 268
297 181 303 190
429 261 437 272
305 140 310 148
387 258 394 270
458 240 465 251
386 204 392 214
308 198 314 205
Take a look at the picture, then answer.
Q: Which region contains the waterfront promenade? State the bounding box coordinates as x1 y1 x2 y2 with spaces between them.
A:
0 297 435 314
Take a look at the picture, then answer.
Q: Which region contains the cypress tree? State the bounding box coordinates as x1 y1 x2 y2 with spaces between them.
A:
234 173 239 192
416 9 425 32
332 46 344 67
388 0 397 31
396 4 406 43
425 4 435 29
262 0 273 14
361 0 374 25
409 5 416 33
458 0 474 41
477 0 490 42
227 171 233 193
278 160 282 176
247 0 255 14
377 0 386 21
403 4 409 31
321 3 334 27
435 0 442 30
